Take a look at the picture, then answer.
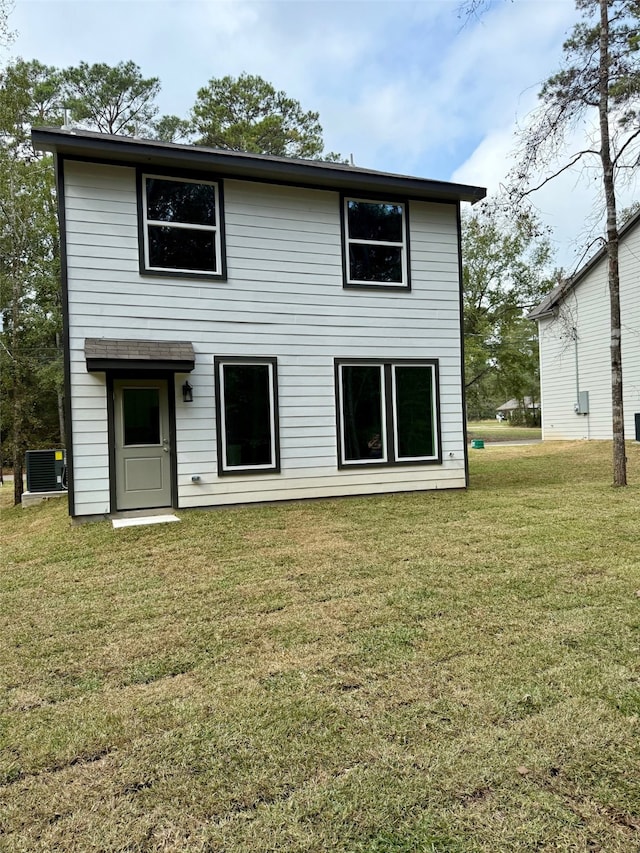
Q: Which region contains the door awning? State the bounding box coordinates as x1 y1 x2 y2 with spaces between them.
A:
85 338 195 372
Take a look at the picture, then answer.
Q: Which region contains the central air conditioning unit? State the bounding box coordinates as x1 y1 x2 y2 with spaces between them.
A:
25 449 67 493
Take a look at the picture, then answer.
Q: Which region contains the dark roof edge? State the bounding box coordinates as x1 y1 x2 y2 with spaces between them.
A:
527 281 569 321
529 207 640 320
31 127 486 204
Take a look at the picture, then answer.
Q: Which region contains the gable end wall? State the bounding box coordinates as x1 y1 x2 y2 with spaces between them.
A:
538 224 640 440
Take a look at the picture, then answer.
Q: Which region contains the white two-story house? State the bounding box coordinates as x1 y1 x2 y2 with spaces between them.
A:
530 210 640 441
32 128 485 519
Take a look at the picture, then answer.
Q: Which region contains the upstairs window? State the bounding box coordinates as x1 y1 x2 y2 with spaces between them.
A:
140 175 225 278
343 197 409 289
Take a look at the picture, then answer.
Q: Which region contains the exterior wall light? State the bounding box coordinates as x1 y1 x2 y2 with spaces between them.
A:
182 381 193 403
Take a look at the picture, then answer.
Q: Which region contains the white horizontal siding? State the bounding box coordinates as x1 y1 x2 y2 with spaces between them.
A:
72 289 462 320
63 161 466 515
68 366 110 516
538 221 640 440
70 323 463 348
68 297 460 330
179 474 467 510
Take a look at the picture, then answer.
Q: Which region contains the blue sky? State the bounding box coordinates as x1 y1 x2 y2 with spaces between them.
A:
7 0 638 270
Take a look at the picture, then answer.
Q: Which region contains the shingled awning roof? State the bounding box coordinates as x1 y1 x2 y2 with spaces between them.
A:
85 338 195 372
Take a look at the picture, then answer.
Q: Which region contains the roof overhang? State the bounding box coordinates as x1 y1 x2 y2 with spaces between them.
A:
32 127 487 205
85 338 195 373
529 207 640 320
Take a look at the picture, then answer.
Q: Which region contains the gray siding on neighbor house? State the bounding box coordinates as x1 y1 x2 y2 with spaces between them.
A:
537 221 640 440
63 161 467 516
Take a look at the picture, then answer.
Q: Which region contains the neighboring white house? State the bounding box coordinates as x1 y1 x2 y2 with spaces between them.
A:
529 210 640 441
32 127 485 519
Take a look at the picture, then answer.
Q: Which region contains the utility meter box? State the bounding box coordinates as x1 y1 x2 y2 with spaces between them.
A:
25 449 67 492
575 391 590 415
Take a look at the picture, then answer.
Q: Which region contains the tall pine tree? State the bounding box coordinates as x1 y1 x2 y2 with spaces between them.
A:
513 0 640 485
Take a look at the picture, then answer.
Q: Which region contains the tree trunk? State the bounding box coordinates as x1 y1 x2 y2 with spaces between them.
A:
8 184 27 504
12 447 24 506
599 0 627 486
11 366 24 506
11 278 24 506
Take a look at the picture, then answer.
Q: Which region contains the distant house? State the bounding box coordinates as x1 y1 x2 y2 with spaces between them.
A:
529 210 640 441
496 397 540 422
31 127 485 519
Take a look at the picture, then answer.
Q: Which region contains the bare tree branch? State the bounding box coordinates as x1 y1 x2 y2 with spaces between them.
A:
612 125 640 165
515 149 599 198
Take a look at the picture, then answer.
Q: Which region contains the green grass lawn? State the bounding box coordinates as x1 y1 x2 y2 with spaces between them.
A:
467 419 542 443
2 442 639 852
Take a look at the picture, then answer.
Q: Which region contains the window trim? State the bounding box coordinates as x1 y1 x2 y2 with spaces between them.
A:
341 194 411 291
391 362 440 462
214 356 280 476
338 363 388 466
335 358 441 469
136 169 227 280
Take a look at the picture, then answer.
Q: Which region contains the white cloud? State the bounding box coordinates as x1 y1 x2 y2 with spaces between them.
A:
452 123 515 193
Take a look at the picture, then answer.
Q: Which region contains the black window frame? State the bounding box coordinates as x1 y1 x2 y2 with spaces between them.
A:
341 194 411 291
214 356 280 476
137 168 227 281
334 358 441 469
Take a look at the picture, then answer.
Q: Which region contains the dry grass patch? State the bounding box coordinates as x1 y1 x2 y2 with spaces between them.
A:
1 441 639 851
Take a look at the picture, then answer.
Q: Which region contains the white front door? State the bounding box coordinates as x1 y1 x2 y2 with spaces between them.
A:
114 379 172 511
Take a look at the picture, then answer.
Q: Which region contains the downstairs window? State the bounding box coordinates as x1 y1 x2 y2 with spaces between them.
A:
336 360 440 467
215 357 280 474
